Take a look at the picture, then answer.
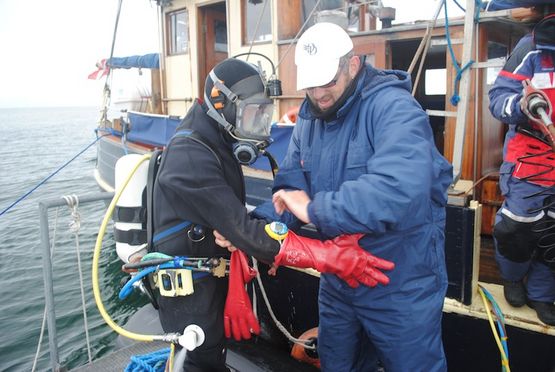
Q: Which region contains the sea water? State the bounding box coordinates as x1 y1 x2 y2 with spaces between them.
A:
0 107 145 371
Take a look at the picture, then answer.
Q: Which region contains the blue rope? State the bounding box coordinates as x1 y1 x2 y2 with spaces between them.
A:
444 0 482 106
452 0 465 12
125 348 170 372
0 133 108 218
96 126 123 136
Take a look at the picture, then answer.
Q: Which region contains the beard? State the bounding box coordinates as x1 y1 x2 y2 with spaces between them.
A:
306 71 359 122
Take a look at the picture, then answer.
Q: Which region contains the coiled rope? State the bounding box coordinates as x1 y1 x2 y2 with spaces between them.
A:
124 347 170 372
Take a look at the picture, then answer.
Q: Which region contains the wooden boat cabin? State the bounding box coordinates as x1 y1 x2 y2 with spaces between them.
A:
95 2 554 369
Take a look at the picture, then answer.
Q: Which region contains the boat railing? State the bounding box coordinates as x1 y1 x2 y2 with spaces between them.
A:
38 192 114 372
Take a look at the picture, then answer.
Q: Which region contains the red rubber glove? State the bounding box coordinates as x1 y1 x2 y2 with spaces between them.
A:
223 250 260 341
273 232 394 288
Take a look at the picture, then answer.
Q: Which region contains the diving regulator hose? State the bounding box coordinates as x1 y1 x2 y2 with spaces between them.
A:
92 153 179 344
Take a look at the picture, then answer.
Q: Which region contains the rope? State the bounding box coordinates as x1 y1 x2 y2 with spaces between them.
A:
124 348 170 372
0 134 106 218
452 0 466 12
251 258 316 350
63 194 93 364
31 207 61 372
444 0 477 106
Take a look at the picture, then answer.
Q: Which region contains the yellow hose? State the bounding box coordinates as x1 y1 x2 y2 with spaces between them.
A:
169 343 176 372
92 153 173 343
478 286 510 372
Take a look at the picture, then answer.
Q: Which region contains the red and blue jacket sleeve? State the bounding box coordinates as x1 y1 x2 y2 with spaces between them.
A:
488 34 536 124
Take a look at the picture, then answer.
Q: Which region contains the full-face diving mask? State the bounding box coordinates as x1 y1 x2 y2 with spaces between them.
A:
204 69 274 165
235 92 274 141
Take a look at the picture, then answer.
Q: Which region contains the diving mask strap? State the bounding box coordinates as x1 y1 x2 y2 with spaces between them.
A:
210 70 238 103
204 91 234 133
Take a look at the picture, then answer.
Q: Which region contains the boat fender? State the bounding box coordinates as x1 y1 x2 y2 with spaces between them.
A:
290 327 320 369
279 106 299 125
114 154 149 263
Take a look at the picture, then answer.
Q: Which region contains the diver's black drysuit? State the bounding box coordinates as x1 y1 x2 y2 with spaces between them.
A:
152 100 279 371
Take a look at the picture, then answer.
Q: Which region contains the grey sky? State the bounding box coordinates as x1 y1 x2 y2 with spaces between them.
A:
0 0 461 108
0 0 158 108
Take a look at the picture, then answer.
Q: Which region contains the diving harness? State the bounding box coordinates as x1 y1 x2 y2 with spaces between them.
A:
93 153 210 367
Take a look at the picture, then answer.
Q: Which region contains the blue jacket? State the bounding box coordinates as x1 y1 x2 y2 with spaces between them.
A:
274 64 453 245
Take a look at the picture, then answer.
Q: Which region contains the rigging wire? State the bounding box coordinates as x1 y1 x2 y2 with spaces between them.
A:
274 0 384 72
0 135 107 218
100 0 124 124
275 0 324 71
245 0 271 59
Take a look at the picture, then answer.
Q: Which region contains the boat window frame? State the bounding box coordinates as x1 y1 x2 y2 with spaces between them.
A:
167 8 190 56
241 0 272 46
299 0 376 34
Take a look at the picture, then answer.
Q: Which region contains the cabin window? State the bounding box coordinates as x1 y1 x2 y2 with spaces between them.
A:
425 69 447 96
301 0 342 31
486 41 507 85
214 18 228 52
168 9 189 55
301 0 375 33
243 0 272 44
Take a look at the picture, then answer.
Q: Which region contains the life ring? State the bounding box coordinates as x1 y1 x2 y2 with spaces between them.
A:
279 106 299 125
290 327 320 368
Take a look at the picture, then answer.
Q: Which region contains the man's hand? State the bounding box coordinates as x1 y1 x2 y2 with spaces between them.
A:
272 190 311 224
214 230 237 252
223 250 260 341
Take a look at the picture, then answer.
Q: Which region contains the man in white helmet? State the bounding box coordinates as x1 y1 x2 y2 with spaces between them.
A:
267 22 453 371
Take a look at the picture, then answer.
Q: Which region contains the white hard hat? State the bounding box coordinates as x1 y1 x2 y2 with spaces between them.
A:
295 22 353 91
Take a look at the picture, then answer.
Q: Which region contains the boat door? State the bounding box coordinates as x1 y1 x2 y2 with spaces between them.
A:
197 2 228 98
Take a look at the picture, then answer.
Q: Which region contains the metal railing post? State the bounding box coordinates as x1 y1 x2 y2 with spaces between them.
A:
39 192 114 371
39 201 59 372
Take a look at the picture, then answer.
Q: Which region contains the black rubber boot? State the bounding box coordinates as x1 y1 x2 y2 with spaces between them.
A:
528 300 555 326
503 280 526 307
